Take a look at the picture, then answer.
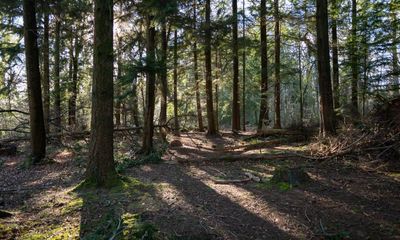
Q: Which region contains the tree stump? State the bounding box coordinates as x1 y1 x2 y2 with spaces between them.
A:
271 167 311 186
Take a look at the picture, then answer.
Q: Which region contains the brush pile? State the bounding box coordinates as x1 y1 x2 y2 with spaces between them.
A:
306 97 400 167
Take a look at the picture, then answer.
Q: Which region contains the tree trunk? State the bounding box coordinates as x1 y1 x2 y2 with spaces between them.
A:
141 15 157 154
68 31 80 127
42 3 50 134
298 33 303 126
205 0 217 135
23 0 46 163
232 0 240 131
351 0 359 115
242 0 246 131
316 0 336 136
258 0 269 131
173 30 180 134
273 0 281 129
115 38 122 128
331 0 340 110
132 76 140 129
159 22 168 136
193 0 204 132
86 0 117 186
391 1 399 94
54 6 62 142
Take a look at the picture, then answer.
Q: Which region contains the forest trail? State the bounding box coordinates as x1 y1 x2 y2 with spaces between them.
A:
1 132 400 239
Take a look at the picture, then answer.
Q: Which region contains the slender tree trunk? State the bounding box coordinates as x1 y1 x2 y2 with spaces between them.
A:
273 0 281 129
316 0 336 136
258 0 269 131
159 22 168 136
54 7 62 141
87 0 116 186
242 0 246 131
68 31 80 127
132 76 140 129
205 0 217 135
215 50 220 131
115 38 122 128
42 3 50 134
23 0 46 163
351 0 359 115
232 0 240 131
173 30 180 134
193 0 204 132
331 0 340 110
391 1 399 94
141 15 157 153
298 34 304 126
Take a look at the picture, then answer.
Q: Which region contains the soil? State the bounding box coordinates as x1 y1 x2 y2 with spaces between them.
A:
0 132 399 239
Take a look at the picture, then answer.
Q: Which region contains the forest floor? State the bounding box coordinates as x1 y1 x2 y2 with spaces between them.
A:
0 131 400 239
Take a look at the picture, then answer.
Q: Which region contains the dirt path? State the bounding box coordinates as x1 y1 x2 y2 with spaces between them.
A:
1 133 400 239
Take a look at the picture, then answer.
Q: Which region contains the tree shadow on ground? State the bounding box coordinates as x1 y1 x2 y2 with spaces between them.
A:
129 164 299 239
194 160 400 239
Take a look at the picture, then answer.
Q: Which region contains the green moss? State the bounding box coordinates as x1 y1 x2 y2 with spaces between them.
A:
0 223 18 239
20 224 79 240
61 198 83 215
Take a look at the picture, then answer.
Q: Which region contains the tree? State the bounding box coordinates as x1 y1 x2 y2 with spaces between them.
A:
193 0 204 131
42 2 50 133
159 21 168 136
23 0 46 162
390 0 399 94
204 0 217 135
331 0 340 110
86 0 117 185
242 0 246 131
350 0 359 114
54 4 62 141
141 14 157 153
258 0 269 131
232 0 240 131
173 30 180 134
316 0 336 135
273 0 281 129
68 29 81 127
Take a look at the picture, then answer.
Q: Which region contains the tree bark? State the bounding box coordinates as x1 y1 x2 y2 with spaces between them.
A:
115 38 122 127
351 0 359 115
258 0 269 131
86 0 117 185
193 0 204 132
68 30 81 127
173 30 180 134
42 2 50 134
205 0 217 135
390 1 399 94
316 0 336 136
273 0 281 129
232 0 240 131
242 0 246 131
23 0 46 163
54 6 62 141
159 22 168 135
331 0 340 110
141 15 157 154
